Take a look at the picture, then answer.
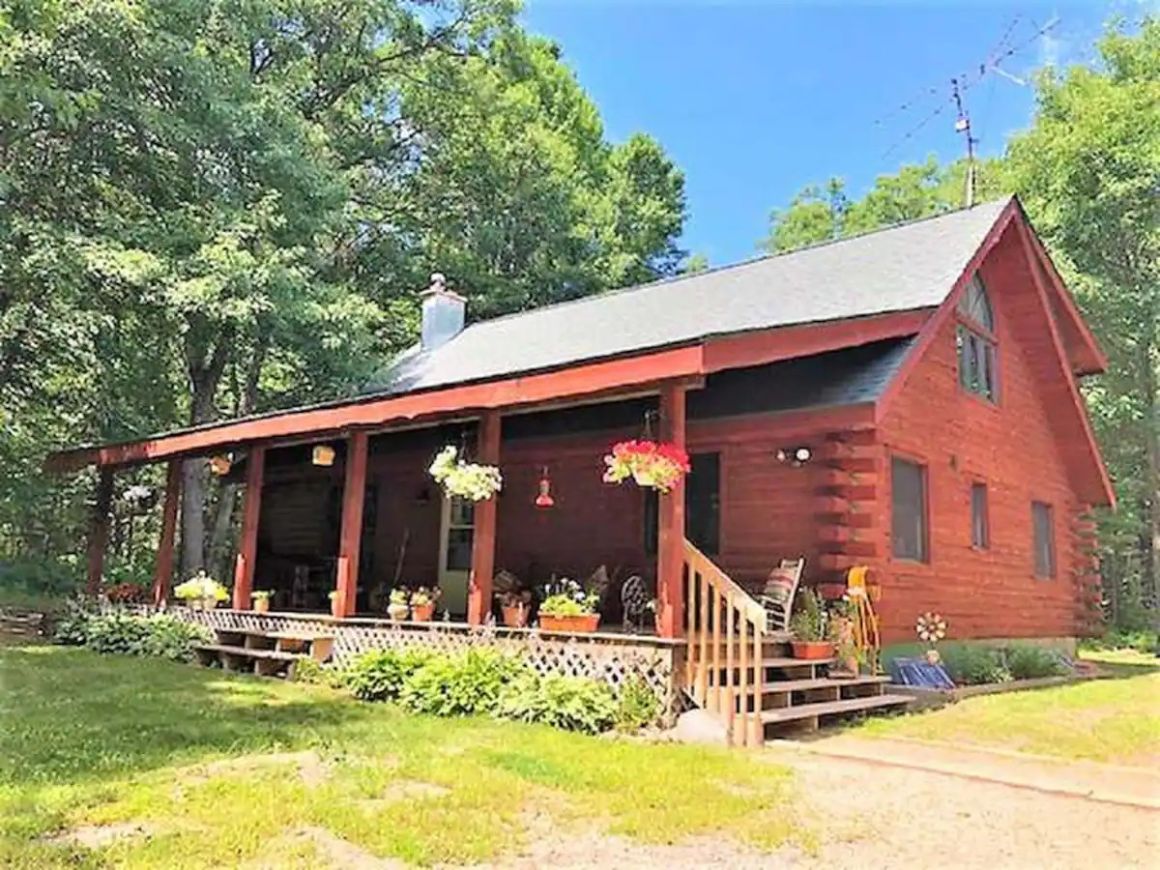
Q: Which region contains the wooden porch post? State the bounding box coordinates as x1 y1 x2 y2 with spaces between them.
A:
151 460 182 607
657 382 687 638
467 410 501 625
85 467 115 595
232 446 266 610
334 431 369 618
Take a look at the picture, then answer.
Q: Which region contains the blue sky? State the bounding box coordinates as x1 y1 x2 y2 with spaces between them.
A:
521 1 1125 266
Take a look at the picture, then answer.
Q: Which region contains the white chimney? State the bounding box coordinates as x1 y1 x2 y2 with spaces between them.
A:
419 272 466 352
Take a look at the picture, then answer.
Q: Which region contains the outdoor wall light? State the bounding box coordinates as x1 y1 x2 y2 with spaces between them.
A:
208 455 232 476
775 446 812 467
312 445 336 466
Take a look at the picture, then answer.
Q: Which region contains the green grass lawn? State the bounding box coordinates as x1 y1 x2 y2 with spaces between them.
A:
849 650 1160 763
0 645 801 868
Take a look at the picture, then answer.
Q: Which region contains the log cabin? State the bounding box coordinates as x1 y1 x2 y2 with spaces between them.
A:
47 196 1113 740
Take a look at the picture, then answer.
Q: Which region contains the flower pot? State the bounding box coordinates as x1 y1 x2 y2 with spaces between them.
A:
186 597 218 611
501 604 528 628
387 603 410 622
539 613 600 633
253 597 270 614
791 640 835 660
411 602 436 622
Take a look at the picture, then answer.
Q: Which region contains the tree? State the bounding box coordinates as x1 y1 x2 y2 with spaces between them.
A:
1007 19 1160 628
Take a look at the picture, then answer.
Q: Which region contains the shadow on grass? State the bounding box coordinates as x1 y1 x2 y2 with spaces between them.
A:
0 645 381 790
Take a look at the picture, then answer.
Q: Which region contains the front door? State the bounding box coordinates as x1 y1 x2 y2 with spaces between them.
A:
438 496 474 617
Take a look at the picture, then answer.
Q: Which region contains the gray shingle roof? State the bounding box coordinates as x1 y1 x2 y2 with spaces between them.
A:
367 197 1010 396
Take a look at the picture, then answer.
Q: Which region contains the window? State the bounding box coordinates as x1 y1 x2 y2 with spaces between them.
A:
1032 501 1056 578
891 457 928 562
644 452 720 555
956 273 998 402
970 482 989 549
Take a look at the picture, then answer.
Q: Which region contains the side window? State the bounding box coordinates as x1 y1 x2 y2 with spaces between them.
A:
891 457 928 562
971 482 989 549
956 273 998 403
1032 501 1056 578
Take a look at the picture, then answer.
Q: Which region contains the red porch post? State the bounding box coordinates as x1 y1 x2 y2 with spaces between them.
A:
467 410 501 625
85 467 115 595
151 460 182 606
232 445 266 610
334 430 369 618
656 382 687 638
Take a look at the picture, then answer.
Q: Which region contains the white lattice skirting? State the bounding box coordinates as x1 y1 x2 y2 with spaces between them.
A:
170 608 683 719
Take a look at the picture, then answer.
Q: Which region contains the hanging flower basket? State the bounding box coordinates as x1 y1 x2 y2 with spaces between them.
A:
602 440 690 493
429 446 502 502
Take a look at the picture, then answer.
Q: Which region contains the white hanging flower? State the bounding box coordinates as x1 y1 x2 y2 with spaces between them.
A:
429 445 502 502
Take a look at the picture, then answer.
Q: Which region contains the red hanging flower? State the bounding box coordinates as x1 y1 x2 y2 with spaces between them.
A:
602 439 691 493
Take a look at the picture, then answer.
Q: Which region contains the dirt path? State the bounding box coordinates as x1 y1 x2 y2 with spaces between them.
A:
478 749 1159 869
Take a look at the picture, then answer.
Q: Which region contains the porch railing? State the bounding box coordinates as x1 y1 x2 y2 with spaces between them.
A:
682 539 766 747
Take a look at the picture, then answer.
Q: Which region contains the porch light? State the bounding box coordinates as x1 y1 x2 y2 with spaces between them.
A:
208 455 231 476
535 467 555 508
312 445 336 467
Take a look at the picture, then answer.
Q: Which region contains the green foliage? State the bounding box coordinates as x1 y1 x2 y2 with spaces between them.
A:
50 601 95 646
0 558 83 605
1082 629 1158 654
290 657 348 688
613 676 662 732
938 645 1013 686
67 611 210 662
399 649 529 717
0 0 687 583
495 673 617 734
345 647 433 701
1004 645 1069 681
789 588 827 641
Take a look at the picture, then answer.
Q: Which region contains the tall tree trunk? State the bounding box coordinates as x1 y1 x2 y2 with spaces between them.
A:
205 329 269 580
179 333 231 578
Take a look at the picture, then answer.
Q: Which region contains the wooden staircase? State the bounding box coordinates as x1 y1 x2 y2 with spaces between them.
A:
682 541 911 745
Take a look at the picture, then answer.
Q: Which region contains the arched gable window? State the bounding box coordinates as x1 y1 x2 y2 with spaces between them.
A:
955 273 997 402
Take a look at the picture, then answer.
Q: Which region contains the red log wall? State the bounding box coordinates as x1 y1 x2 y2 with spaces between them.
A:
871 225 1092 643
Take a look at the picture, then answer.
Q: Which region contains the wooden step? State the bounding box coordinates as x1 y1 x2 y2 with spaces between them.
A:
195 643 300 661
760 693 912 725
764 675 891 694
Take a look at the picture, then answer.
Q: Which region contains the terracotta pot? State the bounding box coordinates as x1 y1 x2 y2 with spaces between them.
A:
411 602 436 622
791 640 835 660
501 604 528 628
539 613 600 633
253 597 270 614
387 603 410 622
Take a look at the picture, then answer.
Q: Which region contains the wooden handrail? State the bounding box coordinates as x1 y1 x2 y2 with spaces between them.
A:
682 539 766 747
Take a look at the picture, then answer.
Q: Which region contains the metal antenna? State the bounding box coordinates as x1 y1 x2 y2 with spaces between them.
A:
951 77 978 208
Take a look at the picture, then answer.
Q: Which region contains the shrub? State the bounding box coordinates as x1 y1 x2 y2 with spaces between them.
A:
614 675 661 732
81 612 208 661
346 647 433 701
496 673 617 734
1082 629 1157 654
939 644 1012 685
400 648 528 716
292 657 348 687
1003 644 1069 680
51 602 94 646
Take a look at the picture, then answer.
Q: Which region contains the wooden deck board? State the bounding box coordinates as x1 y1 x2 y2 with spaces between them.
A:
760 693 912 724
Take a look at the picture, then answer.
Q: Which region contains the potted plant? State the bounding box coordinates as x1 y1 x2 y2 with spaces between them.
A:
409 586 440 622
789 588 834 659
602 439 690 493
387 588 410 622
252 590 273 614
828 600 861 676
174 572 229 611
498 591 530 628
538 578 600 633
429 446 503 501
